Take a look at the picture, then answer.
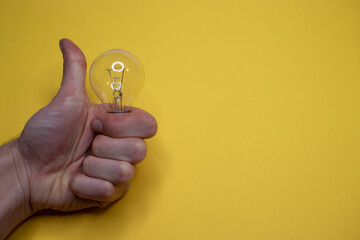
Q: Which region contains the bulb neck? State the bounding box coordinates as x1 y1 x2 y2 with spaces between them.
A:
108 110 130 115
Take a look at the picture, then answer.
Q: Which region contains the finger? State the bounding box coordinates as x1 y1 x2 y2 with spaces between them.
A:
91 107 158 138
83 155 135 184
59 38 87 92
92 135 146 163
70 173 128 202
95 182 131 207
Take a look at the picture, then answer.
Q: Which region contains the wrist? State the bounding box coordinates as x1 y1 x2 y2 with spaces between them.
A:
0 139 33 239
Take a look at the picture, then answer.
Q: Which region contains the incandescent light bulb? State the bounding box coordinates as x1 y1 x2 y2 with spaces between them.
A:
90 49 145 113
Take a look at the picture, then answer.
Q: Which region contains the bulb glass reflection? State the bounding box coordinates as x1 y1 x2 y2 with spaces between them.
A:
90 49 145 113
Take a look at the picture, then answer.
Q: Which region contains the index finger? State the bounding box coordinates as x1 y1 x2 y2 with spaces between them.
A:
91 107 158 139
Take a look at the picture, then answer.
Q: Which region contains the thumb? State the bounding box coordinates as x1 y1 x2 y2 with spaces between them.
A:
59 38 87 93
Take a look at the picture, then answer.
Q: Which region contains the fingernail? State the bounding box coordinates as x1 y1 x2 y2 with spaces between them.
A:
92 118 103 132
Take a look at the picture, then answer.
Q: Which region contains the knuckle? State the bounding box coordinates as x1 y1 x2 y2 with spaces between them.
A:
115 163 135 183
130 139 147 162
144 115 158 137
99 181 114 200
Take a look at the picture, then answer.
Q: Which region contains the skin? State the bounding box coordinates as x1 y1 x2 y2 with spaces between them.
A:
0 39 157 239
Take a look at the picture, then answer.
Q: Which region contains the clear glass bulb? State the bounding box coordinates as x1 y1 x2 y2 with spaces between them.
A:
89 49 145 113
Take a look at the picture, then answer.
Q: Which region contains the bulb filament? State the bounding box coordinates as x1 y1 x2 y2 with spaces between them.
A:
107 61 125 112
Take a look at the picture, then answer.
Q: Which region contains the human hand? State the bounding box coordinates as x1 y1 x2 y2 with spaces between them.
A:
14 39 157 212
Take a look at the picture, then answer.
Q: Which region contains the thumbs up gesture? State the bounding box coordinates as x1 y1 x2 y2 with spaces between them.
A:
0 39 157 239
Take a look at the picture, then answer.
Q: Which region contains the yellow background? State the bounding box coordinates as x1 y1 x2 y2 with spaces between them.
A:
1 0 360 239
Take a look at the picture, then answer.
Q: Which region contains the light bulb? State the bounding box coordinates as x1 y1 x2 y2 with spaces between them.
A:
89 49 145 113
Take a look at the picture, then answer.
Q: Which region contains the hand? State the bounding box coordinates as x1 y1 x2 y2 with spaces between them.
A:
15 39 157 212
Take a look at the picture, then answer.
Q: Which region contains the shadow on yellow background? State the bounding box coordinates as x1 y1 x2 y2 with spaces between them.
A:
1 0 360 239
